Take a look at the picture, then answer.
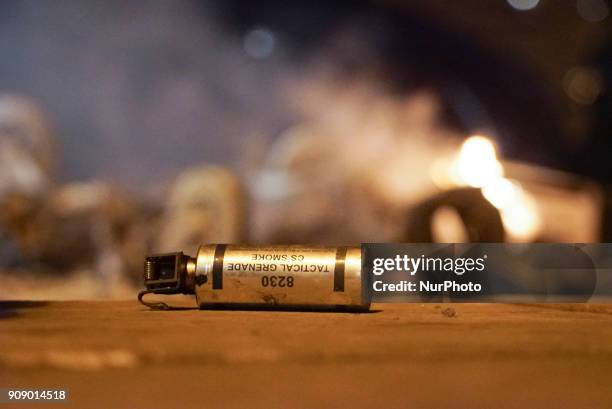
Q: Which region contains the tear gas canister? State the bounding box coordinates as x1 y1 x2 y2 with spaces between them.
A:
140 245 370 311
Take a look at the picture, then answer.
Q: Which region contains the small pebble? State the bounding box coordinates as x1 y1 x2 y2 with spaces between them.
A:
441 307 457 318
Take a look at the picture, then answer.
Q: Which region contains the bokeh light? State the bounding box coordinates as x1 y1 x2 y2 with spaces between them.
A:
431 135 543 241
243 27 276 59
576 0 610 22
563 67 603 105
507 0 540 11
455 135 503 188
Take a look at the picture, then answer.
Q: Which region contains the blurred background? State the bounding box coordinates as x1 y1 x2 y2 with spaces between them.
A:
0 0 611 299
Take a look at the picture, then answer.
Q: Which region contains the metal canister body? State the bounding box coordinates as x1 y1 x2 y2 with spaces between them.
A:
193 245 369 310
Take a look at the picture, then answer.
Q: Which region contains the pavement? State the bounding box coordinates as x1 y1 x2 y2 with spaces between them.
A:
1 301 612 408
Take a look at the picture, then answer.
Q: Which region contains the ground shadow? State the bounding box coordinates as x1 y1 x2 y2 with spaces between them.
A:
0 300 48 319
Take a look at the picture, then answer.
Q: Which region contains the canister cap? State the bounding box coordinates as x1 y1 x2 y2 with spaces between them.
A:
139 252 193 309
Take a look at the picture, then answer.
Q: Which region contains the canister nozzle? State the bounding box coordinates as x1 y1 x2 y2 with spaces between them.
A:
139 252 195 309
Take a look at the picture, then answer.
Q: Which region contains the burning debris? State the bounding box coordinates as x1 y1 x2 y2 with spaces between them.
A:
251 88 466 244
0 83 606 300
0 0 606 298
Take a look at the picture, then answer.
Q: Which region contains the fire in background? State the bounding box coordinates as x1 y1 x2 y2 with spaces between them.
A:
0 0 610 298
